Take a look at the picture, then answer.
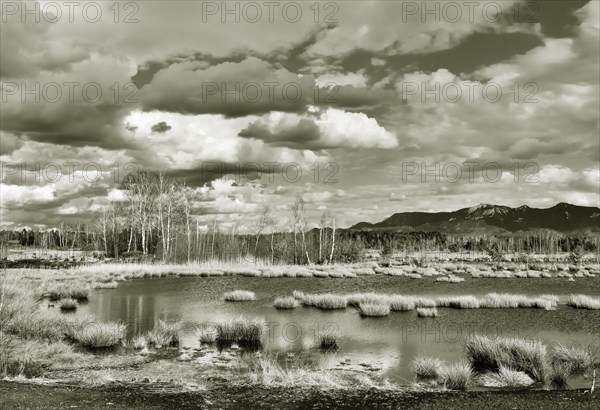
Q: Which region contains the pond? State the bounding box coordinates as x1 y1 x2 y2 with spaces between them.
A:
44 275 600 388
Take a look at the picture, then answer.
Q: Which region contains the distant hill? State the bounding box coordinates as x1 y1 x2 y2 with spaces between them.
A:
349 203 600 234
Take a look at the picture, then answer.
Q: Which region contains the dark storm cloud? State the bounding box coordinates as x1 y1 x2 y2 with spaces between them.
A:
151 121 172 134
239 119 320 145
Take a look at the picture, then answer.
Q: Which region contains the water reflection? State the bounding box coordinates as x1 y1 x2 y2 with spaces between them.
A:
45 276 600 386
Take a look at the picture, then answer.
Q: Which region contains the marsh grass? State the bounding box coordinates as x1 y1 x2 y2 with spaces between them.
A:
196 327 217 344
465 335 548 382
301 293 347 309
481 293 558 310
71 322 126 348
223 290 256 301
412 356 445 381
318 334 339 351
58 298 78 311
69 285 90 301
567 294 600 310
480 366 534 387
146 320 181 347
216 317 265 347
440 362 472 390
389 295 416 311
552 345 593 375
436 296 480 309
416 307 438 317
131 335 147 349
550 362 572 390
358 302 390 317
273 297 299 309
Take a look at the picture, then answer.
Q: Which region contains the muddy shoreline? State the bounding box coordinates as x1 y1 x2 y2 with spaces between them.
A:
2 381 599 409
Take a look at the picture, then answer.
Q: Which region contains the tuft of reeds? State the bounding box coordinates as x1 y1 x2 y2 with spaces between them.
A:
566 294 600 310
273 297 299 309
69 285 90 301
440 362 472 390
301 293 347 310
417 307 438 317
318 334 338 351
146 320 181 347
480 365 535 387
550 362 571 390
389 295 416 311
215 317 265 346
58 298 78 311
436 296 480 309
552 345 593 375
71 322 126 348
292 290 305 300
358 302 390 317
465 335 548 383
223 290 256 302
195 327 217 344
412 356 445 381
130 335 146 349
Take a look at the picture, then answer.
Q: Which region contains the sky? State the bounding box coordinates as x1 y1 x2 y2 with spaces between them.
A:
0 0 599 231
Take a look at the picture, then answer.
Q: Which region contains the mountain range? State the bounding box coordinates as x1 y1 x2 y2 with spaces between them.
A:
349 203 600 234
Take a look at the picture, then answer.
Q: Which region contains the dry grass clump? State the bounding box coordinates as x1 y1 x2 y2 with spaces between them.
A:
215 317 265 346
301 293 347 309
292 290 305 300
389 295 416 311
412 356 445 381
223 290 256 301
416 307 438 317
465 335 548 383
58 298 78 311
480 293 557 310
146 320 181 347
440 362 473 390
480 365 534 387
358 302 390 317
550 362 571 390
195 327 217 344
273 297 300 309
70 322 126 348
131 335 147 349
436 296 480 309
551 345 593 375
566 294 600 310
414 297 437 308
69 285 91 301
318 334 339 351
436 274 464 283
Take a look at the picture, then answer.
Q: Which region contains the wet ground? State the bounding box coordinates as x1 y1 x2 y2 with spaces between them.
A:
1 381 599 409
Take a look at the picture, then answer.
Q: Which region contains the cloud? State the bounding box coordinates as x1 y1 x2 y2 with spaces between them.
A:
151 121 172 134
239 108 398 149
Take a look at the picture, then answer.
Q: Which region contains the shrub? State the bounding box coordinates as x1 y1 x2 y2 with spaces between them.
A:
71 322 126 348
358 302 390 317
58 298 78 311
440 362 472 390
273 297 299 309
223 290 256 301
417 307 438 317
412 356 445 381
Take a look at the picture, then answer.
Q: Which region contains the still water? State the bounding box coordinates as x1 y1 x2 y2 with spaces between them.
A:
46 276 600 386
